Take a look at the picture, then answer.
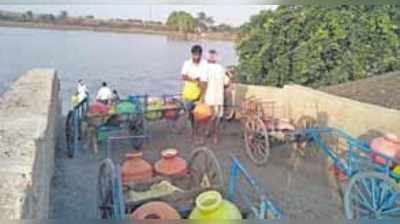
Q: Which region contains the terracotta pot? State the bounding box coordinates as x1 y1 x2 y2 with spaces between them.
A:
370 133 400 165
121 153 153 184
131 201 181 220
193 103 212 123
154 149 188 176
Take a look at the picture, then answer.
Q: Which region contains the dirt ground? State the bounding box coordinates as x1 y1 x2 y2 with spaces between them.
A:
323 71 400 110
50 118 344 219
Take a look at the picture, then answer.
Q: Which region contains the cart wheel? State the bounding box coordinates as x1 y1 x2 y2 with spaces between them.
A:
244 117 270 165
188 147 223 189
344 171 400 219
65 110 75 158
97 159 124 219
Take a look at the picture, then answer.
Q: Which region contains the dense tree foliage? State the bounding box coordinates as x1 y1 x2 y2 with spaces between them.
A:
236 5 400 87
166 11 196 32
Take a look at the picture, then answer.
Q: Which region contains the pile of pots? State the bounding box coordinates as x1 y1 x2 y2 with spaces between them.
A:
121 148 242 220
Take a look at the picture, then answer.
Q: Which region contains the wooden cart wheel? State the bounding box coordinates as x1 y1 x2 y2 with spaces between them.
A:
188 147 224 189
244 117 270 165
344 171 400 219
97 159 124 219
65 110 75 158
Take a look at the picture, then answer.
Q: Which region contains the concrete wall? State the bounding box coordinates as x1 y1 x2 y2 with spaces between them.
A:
0 69 60 219
235 84 400 137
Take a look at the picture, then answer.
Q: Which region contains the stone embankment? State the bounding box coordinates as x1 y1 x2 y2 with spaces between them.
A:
0 69 60 218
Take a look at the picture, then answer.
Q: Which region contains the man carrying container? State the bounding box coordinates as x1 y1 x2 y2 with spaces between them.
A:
181 45 207 142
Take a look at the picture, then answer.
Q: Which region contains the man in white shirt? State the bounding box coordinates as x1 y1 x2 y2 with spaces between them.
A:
96 82 113 105
181 45 207 141
201 49 230 144
77 79 89 103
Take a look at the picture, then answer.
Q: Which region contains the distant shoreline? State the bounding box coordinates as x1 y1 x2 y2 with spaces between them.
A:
0 21 237 42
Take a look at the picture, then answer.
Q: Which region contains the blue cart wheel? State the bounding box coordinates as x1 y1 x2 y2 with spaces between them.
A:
244 117 270 165
65 110 75 158
97 159 124 219
344 171 400 219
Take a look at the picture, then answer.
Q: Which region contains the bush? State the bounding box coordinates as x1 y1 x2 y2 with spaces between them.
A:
236 5 400 87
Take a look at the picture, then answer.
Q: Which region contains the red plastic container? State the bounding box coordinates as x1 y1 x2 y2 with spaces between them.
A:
154 149 188 176
163 102 179 120
88 101 109 115
121 153 153 184
193 103 212 123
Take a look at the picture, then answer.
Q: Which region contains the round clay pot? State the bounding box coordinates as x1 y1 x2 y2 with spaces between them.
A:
121 152 153 184
131 201 181 220
154 148 188 176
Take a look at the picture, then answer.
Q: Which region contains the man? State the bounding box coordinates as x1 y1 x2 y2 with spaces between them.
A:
77 79 89 103
201 49 230 144
181 45 207 142
96 82 113 105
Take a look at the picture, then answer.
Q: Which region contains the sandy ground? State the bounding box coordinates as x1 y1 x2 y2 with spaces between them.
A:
323 71 400 110
50 118 344 219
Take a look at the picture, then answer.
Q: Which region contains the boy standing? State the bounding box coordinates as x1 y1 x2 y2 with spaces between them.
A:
201 50 230 144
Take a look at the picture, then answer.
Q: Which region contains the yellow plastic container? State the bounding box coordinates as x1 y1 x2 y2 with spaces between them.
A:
393 165 400 176
189 191 242 220
182 81 201 101
70 95 79 107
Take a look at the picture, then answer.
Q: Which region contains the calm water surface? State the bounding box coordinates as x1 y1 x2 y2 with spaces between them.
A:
0 27 237 113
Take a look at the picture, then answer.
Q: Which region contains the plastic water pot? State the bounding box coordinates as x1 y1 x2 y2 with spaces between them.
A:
189 191 242 220
193 103 212 123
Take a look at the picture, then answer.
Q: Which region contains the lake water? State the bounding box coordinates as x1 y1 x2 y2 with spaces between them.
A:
0 27 237 114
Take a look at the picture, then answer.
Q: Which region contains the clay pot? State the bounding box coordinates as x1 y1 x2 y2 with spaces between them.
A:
163 101 179 120
154 149 188 176
193 103 212 123
370 133 400 165
121 153 153 184
131 201 181 220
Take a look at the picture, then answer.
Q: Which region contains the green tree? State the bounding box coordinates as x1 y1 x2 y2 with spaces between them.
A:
236 5 400 87
166 11 196 32
195 11 215 32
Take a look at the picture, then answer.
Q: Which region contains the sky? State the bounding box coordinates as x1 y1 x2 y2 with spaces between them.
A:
0 5 278 26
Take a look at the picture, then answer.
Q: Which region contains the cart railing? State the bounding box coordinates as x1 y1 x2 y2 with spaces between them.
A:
298 127 400 180
227 155 282 219
72 97 90 154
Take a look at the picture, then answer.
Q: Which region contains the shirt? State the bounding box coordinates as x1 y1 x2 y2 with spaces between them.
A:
202 63 229 106
96 87 113 101
181 59 207 82
77 83 88 102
